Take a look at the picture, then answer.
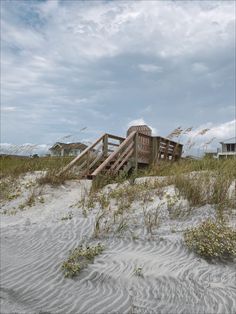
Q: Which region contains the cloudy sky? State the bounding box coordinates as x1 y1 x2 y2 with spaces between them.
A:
1 0 235 155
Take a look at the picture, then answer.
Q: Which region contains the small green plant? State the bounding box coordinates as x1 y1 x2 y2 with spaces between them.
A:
133 266 143 277
61 212 73 220
93 212 105 238
184 219 236 260
38 196 45 204
18 203 25 210
62 243 104 278
25 190 36 207
82 209 88 218
97 194 110 209
116 218 128 234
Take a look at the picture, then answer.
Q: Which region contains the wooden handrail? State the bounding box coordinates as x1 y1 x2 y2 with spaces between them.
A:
110 141 134 171
59 133 106 175
106 134 125 141
91 131 137 177
114 148 134 173
59 130 183 179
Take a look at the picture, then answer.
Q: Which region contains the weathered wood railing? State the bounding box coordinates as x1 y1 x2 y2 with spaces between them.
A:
59 133 124 177
59 131 183 179
91 131 137 178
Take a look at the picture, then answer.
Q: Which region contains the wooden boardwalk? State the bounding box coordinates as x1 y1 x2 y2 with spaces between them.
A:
60 126 183 179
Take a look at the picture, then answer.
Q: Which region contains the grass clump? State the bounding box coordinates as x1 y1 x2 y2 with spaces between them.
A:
61 212 73 221
37 169 77 186
147 158 236 177
133 266 143 277
184 219 236 260
62 243 104 278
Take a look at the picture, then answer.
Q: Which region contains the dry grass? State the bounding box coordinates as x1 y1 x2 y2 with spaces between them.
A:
37 169 78 186
0 155 74 179
146 158 236 177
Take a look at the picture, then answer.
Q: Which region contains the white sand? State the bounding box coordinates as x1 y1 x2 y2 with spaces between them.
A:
1 173 236 314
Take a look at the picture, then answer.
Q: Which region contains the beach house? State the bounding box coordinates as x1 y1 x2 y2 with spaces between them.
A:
49 142 87 157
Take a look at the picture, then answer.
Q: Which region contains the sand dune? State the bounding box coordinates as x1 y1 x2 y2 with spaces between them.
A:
1 175 235 314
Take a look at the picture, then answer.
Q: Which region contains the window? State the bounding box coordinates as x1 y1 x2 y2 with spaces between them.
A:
226 144 235 152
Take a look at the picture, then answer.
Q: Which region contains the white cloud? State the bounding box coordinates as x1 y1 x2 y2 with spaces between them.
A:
182 120 236 155
138 64 163 73
186 120 235 141
203 119 236 141
2 106 16 112
3 1 234 62
1 1 235 145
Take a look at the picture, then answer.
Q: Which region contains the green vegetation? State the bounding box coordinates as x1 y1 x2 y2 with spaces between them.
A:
37 168 77 186
0 155 74 179
184 219 236 260
61 212 73 220
133 266 143 277
62 243 104 278
91 159 235 191
147 158 236 177
0 156 81 202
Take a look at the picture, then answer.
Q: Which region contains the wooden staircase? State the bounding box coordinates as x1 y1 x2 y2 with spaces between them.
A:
59 131 183 179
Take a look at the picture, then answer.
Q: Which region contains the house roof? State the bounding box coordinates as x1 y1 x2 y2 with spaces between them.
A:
220 137 236 144
49 142 87 151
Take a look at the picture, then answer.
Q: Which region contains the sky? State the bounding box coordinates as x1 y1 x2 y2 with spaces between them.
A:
1 0 235 155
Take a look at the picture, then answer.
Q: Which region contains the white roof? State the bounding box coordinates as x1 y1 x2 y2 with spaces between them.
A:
220 137 236 144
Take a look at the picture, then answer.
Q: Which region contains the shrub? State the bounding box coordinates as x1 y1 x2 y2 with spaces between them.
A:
184 219 236 260
62 243 104 277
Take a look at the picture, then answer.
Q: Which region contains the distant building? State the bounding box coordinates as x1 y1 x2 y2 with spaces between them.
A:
49 142 87 157
217 137 236 159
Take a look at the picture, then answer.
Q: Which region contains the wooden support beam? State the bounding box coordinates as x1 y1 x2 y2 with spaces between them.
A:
133 132 138 173
164 140 170 160
91 131 136 178
110 141 134 171
107 142 120 147
113 149 134 174
103 134 108 157
59 133 106 175
151 137 157 164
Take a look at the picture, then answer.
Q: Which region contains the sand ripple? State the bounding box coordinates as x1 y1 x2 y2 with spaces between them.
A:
1 214 236 314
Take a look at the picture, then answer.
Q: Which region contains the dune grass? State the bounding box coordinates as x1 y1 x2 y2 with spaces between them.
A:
0 155 74 179
146 158 236 177
0 156 76 201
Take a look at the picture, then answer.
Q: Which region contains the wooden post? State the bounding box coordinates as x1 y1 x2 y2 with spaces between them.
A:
86 151 90 175
103 134 108 157
151 137 157 164
156 138 160 162
164 140 170 160
134 132 138 173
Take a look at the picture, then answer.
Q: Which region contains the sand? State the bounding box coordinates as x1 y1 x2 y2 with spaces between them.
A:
0 173 236 314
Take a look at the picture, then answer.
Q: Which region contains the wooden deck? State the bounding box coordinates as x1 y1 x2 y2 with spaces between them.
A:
59 131 183 179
